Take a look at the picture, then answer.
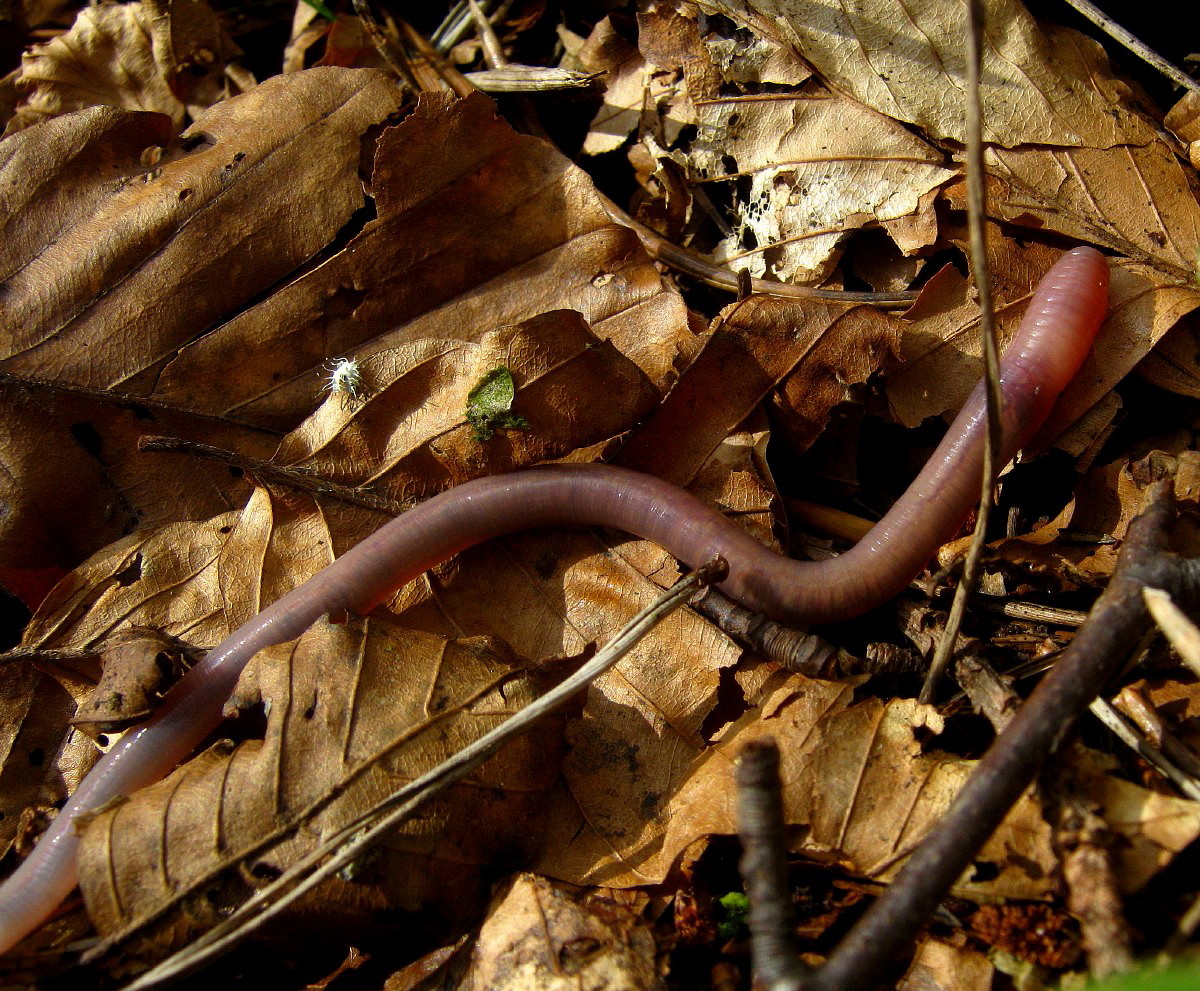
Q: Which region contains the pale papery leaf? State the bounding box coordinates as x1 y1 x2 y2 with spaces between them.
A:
574 16 688 157
154 90 695 428
688 92 952 282
696 0 1156 148
902 938 995 990
8 0 237 135
457 874 658 991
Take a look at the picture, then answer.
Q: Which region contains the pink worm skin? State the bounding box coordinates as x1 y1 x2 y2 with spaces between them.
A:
0 247 1108 954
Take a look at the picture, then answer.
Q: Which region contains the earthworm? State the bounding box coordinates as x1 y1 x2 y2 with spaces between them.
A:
0 246 1108 955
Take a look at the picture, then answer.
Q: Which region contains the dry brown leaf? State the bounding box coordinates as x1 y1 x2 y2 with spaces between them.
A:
568 671 1200 902
620 297 902 481
887 239 1200 442
74 620 572 953
572 16 686 157
899 937 994 991
702 0 1156 149
453 874 658 991
1 68 406 398
153 90 693 427
8 0 239 134
275 314 658 498
0 376 279 608
18 486 339 699
986 145 1200 278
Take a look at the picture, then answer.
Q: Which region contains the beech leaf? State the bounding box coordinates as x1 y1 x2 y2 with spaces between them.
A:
74 620 574 954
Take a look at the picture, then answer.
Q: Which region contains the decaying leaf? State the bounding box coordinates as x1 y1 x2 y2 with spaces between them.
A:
71 629 200 734
75 620 574 954
8 0 239 135
702 0 1156 148
900 936 995 991
274 314 658 499
453 874 658 991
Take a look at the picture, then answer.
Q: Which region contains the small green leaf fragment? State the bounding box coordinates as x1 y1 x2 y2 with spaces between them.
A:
300 0 337 21
717 890 750 940
466 367 530 441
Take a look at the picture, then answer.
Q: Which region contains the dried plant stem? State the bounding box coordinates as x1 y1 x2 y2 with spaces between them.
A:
113 560 727 991
1144 586 1200 675
137 435 406 514
807 481 1200 990
1061 0 1200 96
920 0 1004 704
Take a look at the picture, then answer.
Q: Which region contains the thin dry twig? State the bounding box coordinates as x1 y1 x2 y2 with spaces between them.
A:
137 435 406 515
1144 586 1200 676
920 0 1003 704
1061 0 1200 96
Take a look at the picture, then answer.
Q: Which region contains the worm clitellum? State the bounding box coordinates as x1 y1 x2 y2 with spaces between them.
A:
0 247 1109 954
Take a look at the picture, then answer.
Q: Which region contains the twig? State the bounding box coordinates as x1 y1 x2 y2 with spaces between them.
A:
688 587 841 678
920 0 1003 704
114 560 728 990
137 435 406 515
349 0 414 88
737 740 806 991
1060 0 1200 97
1089 696 1200 800
1144 586 1200 676
806 480 1200 990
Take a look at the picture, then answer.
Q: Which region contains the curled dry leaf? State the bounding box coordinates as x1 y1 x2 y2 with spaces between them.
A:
8 0 239 135
71 629 200 735
620 296 902 480
74 620 574 957
0 664 96 863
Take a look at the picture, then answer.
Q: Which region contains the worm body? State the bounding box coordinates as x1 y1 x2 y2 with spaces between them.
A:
0 247 1109 954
